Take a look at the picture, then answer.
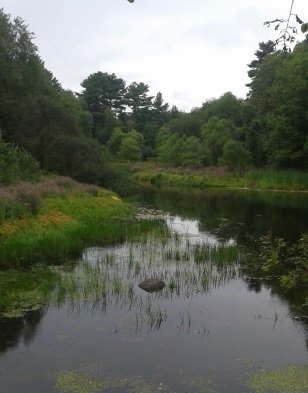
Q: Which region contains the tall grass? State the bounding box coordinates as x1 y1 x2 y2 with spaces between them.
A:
245 169 308 191
132 168 308 191
0 180 167 265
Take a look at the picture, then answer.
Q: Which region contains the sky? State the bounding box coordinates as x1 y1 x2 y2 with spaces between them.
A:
2 0 307 111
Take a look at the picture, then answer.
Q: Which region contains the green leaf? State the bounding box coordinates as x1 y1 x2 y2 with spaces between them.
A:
301 23 308 33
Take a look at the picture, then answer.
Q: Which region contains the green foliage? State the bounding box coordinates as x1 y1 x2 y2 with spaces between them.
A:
246 39 308 169
0 140 41 184
246 41 276 88
107 127 126 154
157 134 184 166
301 23 308 33
133 167 308 191
125 81 153 114
180 136 203 167
201 117 235 165
44 135 106 184
80 71 126 115
1 8 308 183
201 92 244 127
219 140 251 172
118 130 144 161
258 231 308 288
0 10 108 185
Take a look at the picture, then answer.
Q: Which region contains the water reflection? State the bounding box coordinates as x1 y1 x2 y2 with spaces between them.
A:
128 185 308 244
0 309 45 354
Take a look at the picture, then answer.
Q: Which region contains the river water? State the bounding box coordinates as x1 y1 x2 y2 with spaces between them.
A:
0 186 307 392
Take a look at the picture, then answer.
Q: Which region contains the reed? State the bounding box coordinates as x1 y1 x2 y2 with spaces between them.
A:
132 168 308 191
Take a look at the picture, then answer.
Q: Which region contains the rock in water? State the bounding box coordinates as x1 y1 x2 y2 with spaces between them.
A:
138 278 165 293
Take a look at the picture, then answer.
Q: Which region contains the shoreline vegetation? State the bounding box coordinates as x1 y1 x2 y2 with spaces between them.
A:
129 163 308 192
0 175 160 267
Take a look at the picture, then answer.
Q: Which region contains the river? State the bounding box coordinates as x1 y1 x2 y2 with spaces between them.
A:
0 185 307 392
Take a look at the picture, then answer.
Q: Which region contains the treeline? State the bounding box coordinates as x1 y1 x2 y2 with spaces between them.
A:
155 39 308 171
0 9 307 187
0 10 109 184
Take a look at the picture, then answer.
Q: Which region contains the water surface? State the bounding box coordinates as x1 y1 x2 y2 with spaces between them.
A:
1 186 307 393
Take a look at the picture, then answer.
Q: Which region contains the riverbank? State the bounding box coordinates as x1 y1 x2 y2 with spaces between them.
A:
130 163 308 192
0 175 156 266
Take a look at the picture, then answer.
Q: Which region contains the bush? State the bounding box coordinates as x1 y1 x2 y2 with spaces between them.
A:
44 135 106 185
0 140 41 184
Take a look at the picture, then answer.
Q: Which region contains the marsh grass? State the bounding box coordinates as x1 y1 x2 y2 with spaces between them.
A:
245 169 308 191
0 225 242 325
0 186 167 265
57 233 241 329
133 168 308 191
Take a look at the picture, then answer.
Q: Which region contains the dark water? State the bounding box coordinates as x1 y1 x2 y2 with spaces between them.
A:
1 186 308 393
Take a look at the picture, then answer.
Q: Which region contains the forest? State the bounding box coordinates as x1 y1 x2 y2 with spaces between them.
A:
0 8 308 187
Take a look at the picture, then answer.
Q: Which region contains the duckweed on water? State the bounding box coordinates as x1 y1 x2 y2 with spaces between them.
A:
55 370 174 393
248 364 308 393
184 376 217 393
55 370 105 393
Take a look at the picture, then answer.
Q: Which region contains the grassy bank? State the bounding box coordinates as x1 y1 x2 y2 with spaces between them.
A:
131 164 308 192
0 175 157 266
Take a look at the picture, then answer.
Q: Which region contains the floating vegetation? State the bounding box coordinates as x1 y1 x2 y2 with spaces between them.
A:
55 370 106 393
55 369 174 393
0 266 61 318
248 364 308 393
183 376 217 393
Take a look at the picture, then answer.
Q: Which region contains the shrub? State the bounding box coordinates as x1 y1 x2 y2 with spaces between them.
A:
0 140 41 184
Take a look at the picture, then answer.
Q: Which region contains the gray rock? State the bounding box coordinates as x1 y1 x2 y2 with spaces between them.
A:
138 278 165 293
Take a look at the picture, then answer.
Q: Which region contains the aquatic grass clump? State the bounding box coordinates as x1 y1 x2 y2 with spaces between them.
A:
193 243 240 266
248 364 308 393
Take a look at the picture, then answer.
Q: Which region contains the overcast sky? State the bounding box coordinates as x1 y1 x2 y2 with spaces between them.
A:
2 0 307 111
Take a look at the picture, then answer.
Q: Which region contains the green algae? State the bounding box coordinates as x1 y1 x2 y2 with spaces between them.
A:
183 376 217 393
55 370 114 393
248 364 308 393
55 370 174 393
